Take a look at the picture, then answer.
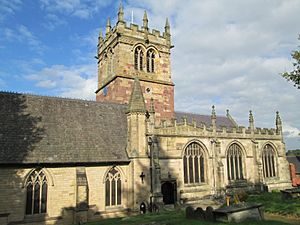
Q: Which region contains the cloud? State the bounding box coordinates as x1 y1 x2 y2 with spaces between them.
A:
123 0 300 149
0 0 22 21
0 25 44 54
283 124 300 138
40 0 114 19
26 64 97 100
43 13 67 30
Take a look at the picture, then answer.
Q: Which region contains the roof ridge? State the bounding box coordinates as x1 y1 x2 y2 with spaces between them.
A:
175 110 227 118
0 91 127 107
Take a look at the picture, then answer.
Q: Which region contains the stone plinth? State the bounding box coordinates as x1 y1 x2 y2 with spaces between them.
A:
213 203 264 223
281 187 300 200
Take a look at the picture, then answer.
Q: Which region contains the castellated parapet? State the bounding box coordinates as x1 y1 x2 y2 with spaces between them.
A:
95 6 174 121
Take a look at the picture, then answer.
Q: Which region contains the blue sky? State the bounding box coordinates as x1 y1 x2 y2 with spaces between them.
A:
0 0 300 149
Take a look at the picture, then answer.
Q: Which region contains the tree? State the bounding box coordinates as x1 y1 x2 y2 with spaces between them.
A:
281 35 300 89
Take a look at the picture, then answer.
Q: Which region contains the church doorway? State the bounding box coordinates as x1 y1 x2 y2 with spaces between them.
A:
161 181 177 204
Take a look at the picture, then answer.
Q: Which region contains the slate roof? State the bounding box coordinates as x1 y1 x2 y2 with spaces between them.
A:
287 156 300 173
0 92 129 165
174 111 237 129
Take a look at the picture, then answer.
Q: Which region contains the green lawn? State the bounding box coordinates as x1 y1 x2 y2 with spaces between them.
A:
84 210 294 225
247 192 300 217
85 192 300 225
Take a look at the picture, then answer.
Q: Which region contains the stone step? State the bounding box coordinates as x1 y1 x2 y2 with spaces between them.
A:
163 204 175 211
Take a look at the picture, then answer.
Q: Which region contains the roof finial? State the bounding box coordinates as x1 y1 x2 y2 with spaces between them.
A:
249 110 254 131
143 10 148 31
118 1 124 22
106 17 111 35
165 17 170 33
211 105 216 119
98 29 103 42
275 111 282 135
276 111 282 125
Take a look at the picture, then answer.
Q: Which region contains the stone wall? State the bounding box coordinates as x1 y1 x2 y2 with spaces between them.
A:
0 165 133 225
97 77 174 121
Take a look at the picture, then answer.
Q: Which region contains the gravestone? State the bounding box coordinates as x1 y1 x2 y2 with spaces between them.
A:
185 206 195 219
194 207 205 220
205 206 215 222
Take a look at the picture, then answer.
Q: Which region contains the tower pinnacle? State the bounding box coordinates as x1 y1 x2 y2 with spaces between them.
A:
118 1 124 22
106 17 111 35
142 11 149 31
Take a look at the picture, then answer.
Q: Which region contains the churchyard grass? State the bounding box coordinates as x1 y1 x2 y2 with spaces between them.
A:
247 191 300 217
84 209 294 225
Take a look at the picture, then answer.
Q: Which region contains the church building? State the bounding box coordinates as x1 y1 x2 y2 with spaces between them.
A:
0 5 291 225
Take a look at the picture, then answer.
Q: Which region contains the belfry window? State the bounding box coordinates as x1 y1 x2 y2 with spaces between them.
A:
25 169 48 215
262 144 276 178
227 144 244 181
134 46 143 71
183 142 205 184
105 168 122 206
147 49 155 72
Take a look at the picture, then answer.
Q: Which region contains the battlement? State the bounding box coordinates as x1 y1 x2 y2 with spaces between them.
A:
151 109 283 140
97 14 171 57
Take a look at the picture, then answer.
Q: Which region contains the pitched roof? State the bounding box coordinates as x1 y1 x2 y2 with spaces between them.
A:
127 78 146 113
0 92 129 165
287 156 300 173
174 111 236 129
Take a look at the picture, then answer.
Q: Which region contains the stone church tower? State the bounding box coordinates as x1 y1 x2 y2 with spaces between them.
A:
95 4 174 121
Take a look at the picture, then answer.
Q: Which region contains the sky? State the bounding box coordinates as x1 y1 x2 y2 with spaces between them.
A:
0 0 299 150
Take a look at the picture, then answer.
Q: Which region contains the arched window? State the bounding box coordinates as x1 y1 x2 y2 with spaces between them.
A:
147 49 155 72
262 144 276 178
134 46 143 71
183 142 205 184
227 143 244 181
105 168 122 206
25 169 48 215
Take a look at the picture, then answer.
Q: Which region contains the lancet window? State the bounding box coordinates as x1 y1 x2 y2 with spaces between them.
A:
146 49 155 72
227 144 244 180
25 169 48 215
134 46 143 71
183 142 205 184
262 144 276 178
105 168 122 206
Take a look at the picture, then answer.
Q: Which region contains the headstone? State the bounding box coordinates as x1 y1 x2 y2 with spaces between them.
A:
205 206 215 222
186 206 195 219
194 207 205 220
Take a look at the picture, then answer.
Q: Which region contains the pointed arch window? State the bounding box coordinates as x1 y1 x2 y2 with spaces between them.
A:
227 144 244 181
105 168 122 207
147 49 155 72
262 144 276 178
134 46 143 71
25 169 48 215
183 142 205 184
